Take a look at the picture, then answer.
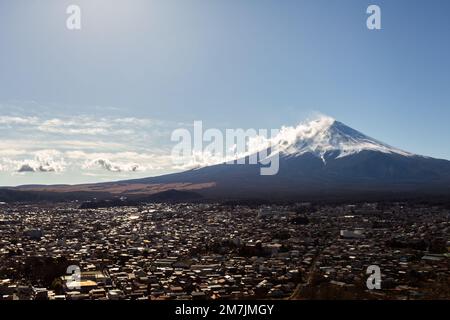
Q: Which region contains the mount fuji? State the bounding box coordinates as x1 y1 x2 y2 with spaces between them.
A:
117 116 450 200
6 116 450 202
270 116 412 161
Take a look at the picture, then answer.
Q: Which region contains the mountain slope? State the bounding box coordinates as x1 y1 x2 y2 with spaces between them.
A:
8 117 450 201
121 117 450 199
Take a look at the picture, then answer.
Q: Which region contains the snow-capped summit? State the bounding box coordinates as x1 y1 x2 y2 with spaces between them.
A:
272 116 413 161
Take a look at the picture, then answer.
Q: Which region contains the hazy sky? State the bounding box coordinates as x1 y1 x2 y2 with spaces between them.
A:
0 0 449 185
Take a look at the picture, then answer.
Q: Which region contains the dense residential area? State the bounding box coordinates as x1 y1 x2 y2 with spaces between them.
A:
0 202 449 300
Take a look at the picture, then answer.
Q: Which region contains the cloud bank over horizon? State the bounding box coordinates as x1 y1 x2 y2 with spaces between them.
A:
0 104 187 185
0 104 332 185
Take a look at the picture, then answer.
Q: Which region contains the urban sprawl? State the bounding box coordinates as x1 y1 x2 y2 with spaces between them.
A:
0 202 449 300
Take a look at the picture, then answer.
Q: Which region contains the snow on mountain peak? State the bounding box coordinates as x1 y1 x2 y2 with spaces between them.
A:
272 115 413 161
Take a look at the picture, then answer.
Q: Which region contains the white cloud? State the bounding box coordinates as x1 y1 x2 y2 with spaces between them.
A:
66 151 170 170
35 116 173 137
0 116 39 125
13 150 66 173
0 148 28 157
38 117 112 135
83 158 140 172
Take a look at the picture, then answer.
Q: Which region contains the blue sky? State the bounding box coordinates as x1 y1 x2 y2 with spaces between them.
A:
0 0 449 185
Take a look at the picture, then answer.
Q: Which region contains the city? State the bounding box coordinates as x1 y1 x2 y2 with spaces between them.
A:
1 201 448 300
